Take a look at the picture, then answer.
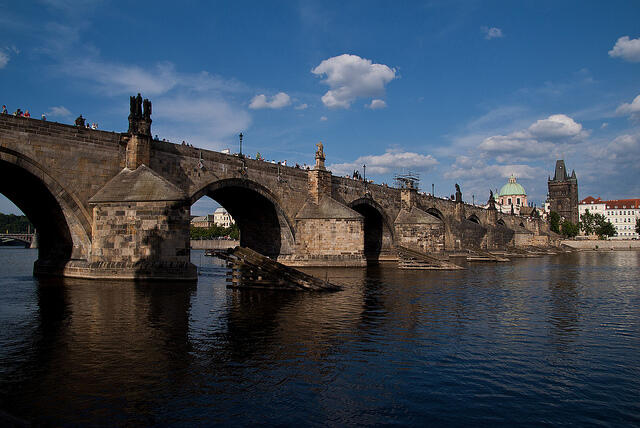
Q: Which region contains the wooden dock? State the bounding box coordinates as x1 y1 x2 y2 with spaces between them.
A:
208 246 342 291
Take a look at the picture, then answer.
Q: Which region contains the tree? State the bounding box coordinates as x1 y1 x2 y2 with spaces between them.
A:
561 220 579 238
549 211 561 234
579 209 597 235
596 221 616 239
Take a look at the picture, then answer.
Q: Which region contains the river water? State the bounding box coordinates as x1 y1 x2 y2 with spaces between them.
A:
0 248 639 426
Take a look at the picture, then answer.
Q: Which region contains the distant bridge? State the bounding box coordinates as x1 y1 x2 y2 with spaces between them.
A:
0 233 35 246
0 95 557 280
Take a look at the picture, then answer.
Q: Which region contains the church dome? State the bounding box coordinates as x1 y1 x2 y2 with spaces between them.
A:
498 175 526 197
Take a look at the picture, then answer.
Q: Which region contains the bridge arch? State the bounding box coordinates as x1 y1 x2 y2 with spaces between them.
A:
496 218 506 226
467 214 481 224
348 197 395 264
426 207 445 222
0 147 92 266
190 178 295 259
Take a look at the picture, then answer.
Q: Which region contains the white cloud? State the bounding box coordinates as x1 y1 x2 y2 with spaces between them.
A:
528 114 585 139
56 59 246 96
153 96 251 149
478 114 588 163
0 51 8 68
312 54 396 108
328 149 438 176
366 99 387 109
608 36 640 62
46 105 73 119
445 157 542 181
616 94 640 119
249 92 291 109
594 133 640 162
320 116 328 121
481 26 503 39
294 103 308 110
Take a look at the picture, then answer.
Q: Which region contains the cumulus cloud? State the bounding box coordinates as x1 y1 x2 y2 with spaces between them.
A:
590 133 640 163
608 36 640 62
0 51 8 68
294 103 308 110
249 92 291 109
616 94 640 119
46 105 73 119
312 54 396 108
328 149 437 176
366 99 387 109
527 114 585 139
481 26 504 39
478 114 588 163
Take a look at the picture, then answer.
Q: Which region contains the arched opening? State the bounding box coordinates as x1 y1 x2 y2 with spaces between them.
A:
426 207 445 222
519 222 525 228
349 199 393 264
191 179 294 259
497 218 506 226
468 214 481 224
0 160 74 266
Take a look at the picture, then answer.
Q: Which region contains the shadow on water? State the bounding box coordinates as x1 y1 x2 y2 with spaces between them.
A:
1 250 639 425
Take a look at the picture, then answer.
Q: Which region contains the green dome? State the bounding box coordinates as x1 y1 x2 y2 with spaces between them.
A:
498 175 526 197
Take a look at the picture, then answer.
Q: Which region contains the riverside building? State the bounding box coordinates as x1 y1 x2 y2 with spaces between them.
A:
578 197 639 239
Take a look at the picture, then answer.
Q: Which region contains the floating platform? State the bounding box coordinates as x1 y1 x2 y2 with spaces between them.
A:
208 246 342 291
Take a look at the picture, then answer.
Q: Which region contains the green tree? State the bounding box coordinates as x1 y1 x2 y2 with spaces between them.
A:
596 221 616 239
579 209 597 235
549 211 561 234
561 220 579 238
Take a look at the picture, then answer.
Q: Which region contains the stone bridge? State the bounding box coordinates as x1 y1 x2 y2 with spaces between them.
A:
0 96 555 280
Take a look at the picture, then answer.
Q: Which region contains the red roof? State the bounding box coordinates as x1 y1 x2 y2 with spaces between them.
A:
603 199 640 209
579 196 602 204
580 196 640 209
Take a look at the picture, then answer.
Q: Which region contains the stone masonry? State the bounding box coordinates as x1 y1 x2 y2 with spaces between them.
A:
0 96 559 280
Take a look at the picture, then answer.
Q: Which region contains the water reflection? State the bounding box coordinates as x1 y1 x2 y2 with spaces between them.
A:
0 249 638 425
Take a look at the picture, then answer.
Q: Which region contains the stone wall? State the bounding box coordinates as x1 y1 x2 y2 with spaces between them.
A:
91 201 191 265
395 223 445 253
285 218 366 266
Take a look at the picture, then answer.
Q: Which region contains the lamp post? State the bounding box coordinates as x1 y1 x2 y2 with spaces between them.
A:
363 164 366 182
238 132 243 157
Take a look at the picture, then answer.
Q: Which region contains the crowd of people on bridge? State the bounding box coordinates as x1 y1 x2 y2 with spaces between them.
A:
2 105 98 129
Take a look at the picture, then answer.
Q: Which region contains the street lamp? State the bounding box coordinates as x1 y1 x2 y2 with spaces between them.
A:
238 132 243 157
363 164 366 182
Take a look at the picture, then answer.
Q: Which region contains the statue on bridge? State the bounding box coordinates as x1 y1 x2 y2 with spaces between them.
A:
143 98 152 120
488 189 497 210
315 141 326 170
455 183 462 203
128 93 152 136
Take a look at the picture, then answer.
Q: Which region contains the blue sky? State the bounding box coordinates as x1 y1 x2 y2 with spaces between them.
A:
1 0 639 216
